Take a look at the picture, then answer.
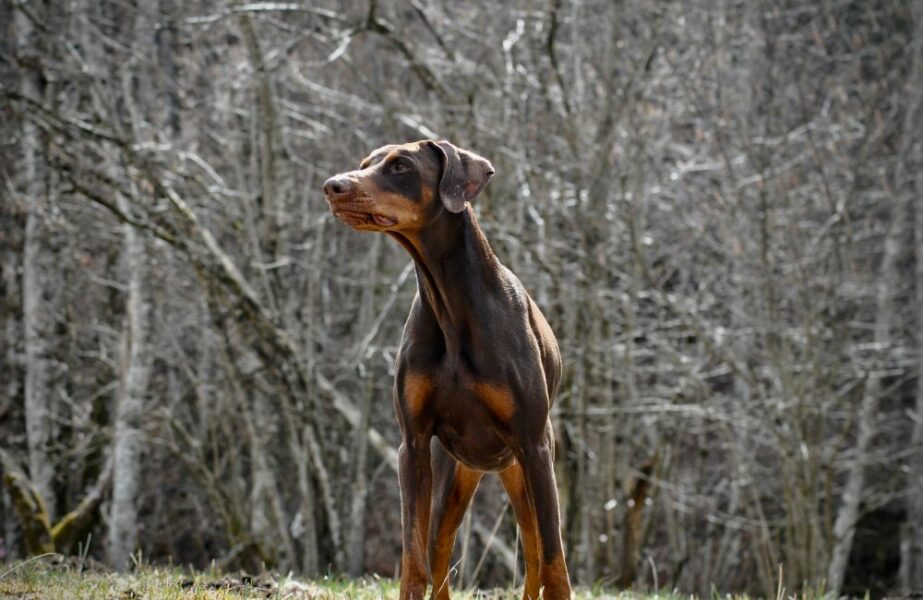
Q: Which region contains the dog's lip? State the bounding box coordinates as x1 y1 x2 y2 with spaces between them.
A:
371 213 397 227
327 201 398 228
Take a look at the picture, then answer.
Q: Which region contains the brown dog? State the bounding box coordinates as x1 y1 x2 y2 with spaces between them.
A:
324 140 571 600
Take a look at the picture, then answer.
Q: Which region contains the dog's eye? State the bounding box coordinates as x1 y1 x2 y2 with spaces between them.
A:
390 160 411 174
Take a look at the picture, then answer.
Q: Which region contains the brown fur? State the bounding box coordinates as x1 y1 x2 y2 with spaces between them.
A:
324 140 571 600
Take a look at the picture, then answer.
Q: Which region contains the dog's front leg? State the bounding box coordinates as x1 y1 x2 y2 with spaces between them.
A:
518 426 572 600
398 434 433 600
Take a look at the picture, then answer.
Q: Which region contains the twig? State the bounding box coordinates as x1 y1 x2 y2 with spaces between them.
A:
0 553 59 582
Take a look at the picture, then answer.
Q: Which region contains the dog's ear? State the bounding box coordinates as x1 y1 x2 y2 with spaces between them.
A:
428 140 495 213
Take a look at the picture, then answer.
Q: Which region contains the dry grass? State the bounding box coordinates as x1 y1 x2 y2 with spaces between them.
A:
0 555 829 600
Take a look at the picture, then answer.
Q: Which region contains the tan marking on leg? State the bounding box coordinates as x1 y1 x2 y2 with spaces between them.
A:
404 373 434 417
500 461 541 600
473 382 516 422
539 552 571 600
429 464 481 600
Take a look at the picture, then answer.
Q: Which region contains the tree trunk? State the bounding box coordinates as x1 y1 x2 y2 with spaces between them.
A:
244 387 296 569
905 172 923 593
239 14 287 262
900 1 923 592
826 198 905 595
105 3 155 569
616 457 656 588
346 380 373 576
17 2 56 523
107 187 153 570
346 235 383 576
2 185 23 561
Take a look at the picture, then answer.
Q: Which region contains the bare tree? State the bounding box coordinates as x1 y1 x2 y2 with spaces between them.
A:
16 0 57 523
2 1 921 595
900 0 923 591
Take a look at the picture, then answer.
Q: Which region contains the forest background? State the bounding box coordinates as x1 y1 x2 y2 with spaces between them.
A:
2 1 923 597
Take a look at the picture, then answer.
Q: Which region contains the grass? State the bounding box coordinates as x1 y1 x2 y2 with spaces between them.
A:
0 555 660 600
0 555 830 600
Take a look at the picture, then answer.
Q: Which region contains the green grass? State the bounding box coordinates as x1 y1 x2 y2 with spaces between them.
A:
0 555 825 600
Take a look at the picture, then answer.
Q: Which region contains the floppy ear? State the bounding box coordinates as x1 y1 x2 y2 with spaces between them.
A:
428 140 495 213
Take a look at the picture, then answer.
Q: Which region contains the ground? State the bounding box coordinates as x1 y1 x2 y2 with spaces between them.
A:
0 555 646 600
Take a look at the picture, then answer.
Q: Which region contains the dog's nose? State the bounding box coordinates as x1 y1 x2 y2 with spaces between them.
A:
323 176 353 196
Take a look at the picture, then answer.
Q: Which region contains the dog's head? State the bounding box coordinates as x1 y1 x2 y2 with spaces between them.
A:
323 140 494 232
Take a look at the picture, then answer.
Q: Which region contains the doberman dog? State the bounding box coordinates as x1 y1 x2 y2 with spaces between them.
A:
324 140 571 600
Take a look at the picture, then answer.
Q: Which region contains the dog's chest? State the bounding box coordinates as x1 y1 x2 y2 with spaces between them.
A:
425 373 516 471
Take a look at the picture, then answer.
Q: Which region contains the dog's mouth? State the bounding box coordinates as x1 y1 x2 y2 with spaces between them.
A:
330 207 397 229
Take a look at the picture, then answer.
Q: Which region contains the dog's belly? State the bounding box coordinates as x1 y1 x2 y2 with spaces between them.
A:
435 419 513 472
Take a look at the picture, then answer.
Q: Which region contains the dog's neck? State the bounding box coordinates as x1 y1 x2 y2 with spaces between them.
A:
388 205 501 358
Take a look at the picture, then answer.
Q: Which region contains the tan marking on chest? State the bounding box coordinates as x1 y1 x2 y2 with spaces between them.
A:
473 382 516 422
403 373 434 416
